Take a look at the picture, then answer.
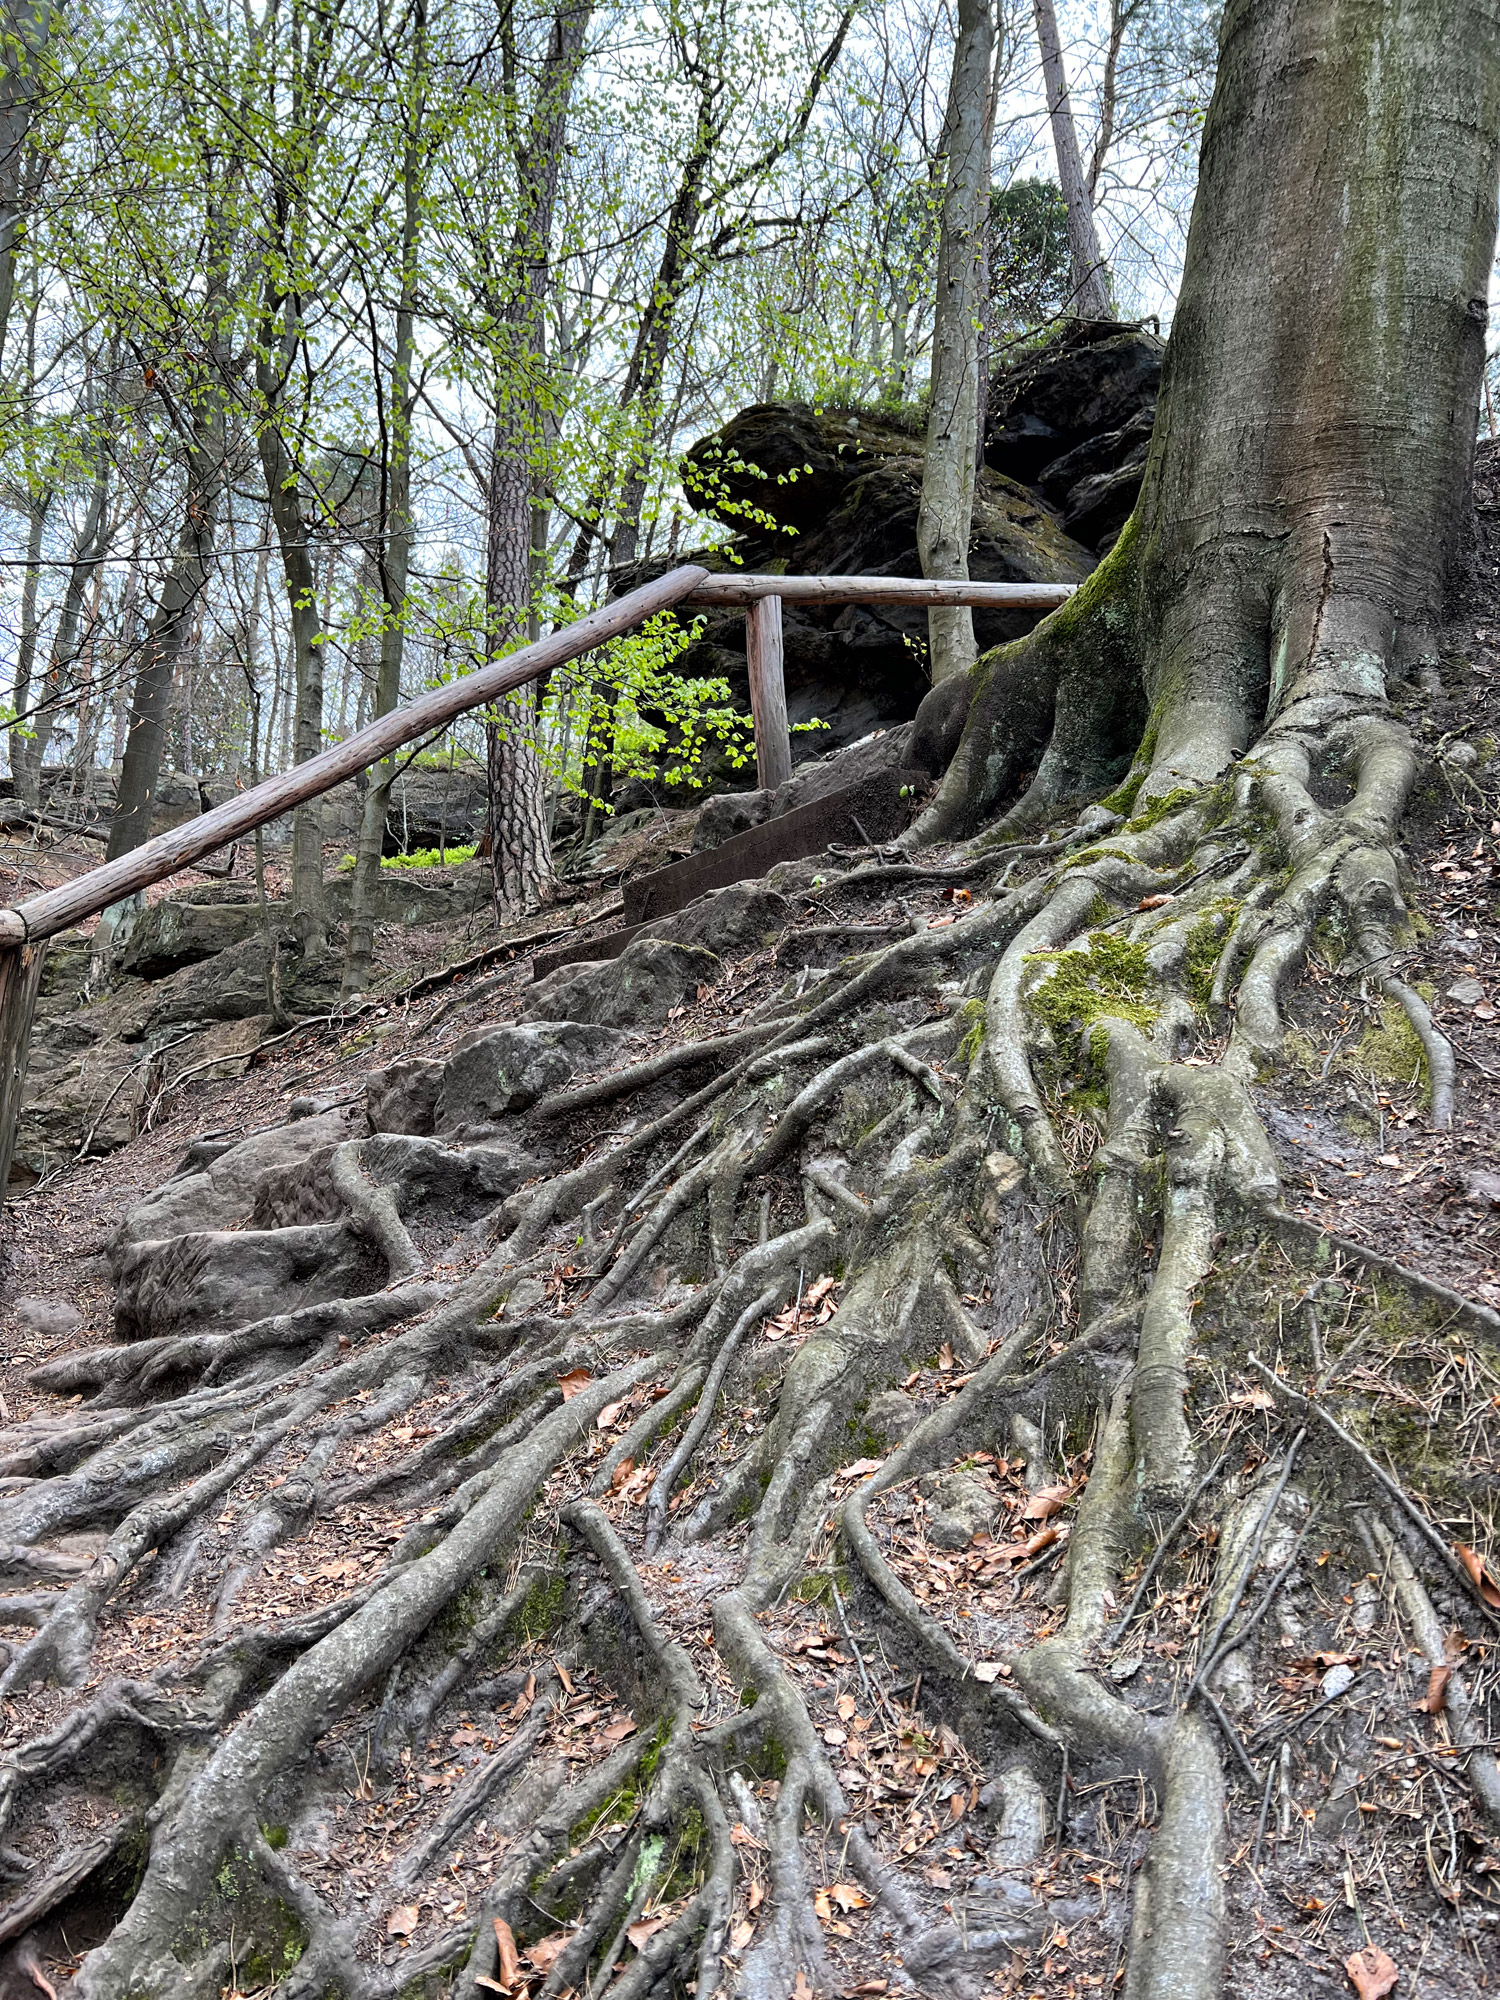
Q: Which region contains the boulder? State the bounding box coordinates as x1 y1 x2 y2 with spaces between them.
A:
640 881 789 960
381 767 488 855
986 322 1163 486
367 1057 446 1137
1035 401 1155 502
920 1469 998 1549
37 930 92 1000
10 979 161 1183
361 1133 533 1225
664 405 1096 765
120 899 270 980
434 1021 623 1137
113 1221 384 1340
110 1107 361 1251
325 865 488 928
522 937 722 1029
144 934 343 1031
10 1297 83 1338
1061 439 1151 548
692 790 771 852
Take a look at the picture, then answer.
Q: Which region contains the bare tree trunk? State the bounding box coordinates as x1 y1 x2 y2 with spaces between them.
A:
1032 0 1111 318
0 0 51 367
7 482 51 791
257 379 326 957
17 432 111 795
346 0 427 996
917 0 994 685
106 403 227 861
484 0 593 920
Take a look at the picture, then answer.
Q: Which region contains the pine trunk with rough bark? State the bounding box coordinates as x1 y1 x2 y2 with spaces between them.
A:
5 11 1500 2000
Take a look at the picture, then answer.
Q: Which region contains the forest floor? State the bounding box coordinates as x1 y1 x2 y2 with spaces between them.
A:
1 506 1499 1999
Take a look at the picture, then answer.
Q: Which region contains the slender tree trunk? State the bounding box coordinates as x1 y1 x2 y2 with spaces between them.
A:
0 0 51 367
7 483 51 791
346 0 427 996
1032 0 1111 318
18 437 110 793
484 0 592 920
257 339 326 957
106 408 227 860
917 0 993 685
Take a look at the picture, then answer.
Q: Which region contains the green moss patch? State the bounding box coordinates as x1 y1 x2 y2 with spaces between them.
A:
1027 932 1159 1036
1354 998 1430 1099
1124 784 1200 833
1182 898 1240 1008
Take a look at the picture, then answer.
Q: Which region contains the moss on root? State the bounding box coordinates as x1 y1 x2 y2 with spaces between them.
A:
1356 997 1431 1097
1182 898 1241 1008
1027 931 1160 1035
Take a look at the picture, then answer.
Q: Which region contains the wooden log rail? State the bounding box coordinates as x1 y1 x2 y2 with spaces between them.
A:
684 572 1075 792
0 566 1074 1192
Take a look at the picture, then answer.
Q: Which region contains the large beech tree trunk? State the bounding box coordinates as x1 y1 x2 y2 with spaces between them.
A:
927 0 1500 837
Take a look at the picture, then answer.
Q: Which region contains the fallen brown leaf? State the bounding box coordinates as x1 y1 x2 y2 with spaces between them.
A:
1416 1664 1453 1715
493 1917 521 1990
525 1932 568 1972
556 1367 593 1400
1022 1483 1072 1521
1456 1543 1500 1608
1345 1943 1398 1999
386 1905 420 1939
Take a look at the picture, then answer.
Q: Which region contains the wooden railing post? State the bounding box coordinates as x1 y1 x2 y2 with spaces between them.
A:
746 593 792 792
0 939 45 1194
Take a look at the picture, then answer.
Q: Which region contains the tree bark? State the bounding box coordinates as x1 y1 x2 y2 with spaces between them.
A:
0 0 51 366
1032 0 1111 319
484 0 592 920
927 0 1500 839
6 480 51 793
106 393 227 862
917 0 994 685
15 431 111 795
344 0 427 997
256 363 326 956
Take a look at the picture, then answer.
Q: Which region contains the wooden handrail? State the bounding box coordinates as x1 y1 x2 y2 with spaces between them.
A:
684 575 1077 608
0 564 712 948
